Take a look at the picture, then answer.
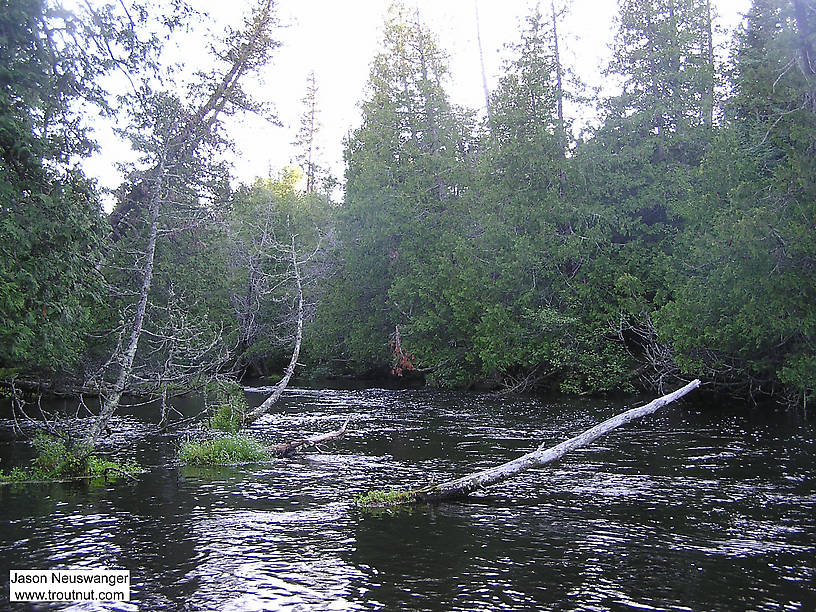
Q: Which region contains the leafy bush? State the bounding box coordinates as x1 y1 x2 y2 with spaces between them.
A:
0 433 140 483
206 380 248 432
31 433 88 476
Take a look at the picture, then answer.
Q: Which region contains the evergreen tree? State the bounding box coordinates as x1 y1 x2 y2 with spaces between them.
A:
567 0 719 389
314 2 476 380
656 0 816 405
292 71 322 194
0 0 156 376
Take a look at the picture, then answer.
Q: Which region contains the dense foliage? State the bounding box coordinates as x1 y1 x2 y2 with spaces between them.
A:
1 0 813 407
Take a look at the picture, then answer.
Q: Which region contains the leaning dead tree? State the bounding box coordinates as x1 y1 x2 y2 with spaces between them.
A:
358 379 701 506
244 235 305 423
86 0 279 447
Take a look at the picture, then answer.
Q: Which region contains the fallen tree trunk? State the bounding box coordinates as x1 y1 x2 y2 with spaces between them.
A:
357 379 701 507
271 417 349 458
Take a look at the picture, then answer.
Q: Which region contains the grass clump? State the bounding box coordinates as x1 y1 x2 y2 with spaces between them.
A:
0 433 141 484
178 434 269 465
354 488 418 508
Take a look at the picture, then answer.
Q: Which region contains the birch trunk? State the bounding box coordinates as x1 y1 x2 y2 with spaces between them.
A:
244 235 304 423
87 165 164 446
361 379 701 506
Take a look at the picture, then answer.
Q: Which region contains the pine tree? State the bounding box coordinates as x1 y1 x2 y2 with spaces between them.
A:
292 71 321 194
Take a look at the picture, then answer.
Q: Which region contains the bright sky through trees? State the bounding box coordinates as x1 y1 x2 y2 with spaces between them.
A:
82 0 751 198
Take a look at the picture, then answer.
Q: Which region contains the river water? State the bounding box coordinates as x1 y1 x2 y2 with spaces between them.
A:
1 387 814 611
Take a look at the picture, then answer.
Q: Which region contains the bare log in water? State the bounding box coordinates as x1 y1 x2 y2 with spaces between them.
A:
358 379 701 507
271 417 349 457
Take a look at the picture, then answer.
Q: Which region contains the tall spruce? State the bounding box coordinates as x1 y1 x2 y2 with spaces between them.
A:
292 71 321 194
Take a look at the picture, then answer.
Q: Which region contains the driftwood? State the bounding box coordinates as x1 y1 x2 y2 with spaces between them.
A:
271 417 349 458
359 379 701 506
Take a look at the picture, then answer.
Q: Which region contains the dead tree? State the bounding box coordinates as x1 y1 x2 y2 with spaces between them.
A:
271 417 349 457
244 235 304 423
86 0 279 447
358 379 701 506
474 0 491 121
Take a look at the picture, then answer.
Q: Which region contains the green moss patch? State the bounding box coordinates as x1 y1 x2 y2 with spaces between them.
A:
354 488 419 508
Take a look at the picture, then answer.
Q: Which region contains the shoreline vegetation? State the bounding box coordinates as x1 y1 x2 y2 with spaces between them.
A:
1 0 814 480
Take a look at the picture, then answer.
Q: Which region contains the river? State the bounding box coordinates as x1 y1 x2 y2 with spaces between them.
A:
1 387 814 611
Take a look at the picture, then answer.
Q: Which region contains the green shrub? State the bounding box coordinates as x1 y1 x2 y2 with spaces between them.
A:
0 466 29 482
85 455 141 481
178 434 268 465
206 380 248 432
31 432 89 477
0 433 141 483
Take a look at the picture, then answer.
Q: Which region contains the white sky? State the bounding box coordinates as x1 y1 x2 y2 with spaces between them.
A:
83 0 752 201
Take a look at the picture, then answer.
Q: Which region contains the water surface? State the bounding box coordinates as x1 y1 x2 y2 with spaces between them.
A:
1 388 814 610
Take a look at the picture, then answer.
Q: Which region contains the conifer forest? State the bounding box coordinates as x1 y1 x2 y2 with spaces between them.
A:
2 0 814 412
2 3 816 610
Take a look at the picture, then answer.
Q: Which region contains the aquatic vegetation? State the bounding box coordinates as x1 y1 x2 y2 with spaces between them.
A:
178 434 269 465
206 380 248 433
0 433 141 483
354 488 418 508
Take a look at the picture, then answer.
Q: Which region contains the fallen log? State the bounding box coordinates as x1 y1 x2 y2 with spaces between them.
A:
271 417 350 458
356 379 701 507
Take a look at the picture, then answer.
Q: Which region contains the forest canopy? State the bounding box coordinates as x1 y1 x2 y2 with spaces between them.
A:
1 0 814 408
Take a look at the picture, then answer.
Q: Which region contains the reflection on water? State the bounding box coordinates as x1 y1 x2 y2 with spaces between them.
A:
1 388 815 611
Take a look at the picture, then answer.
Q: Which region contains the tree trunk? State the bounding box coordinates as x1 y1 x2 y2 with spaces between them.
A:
550 0 567 195
244 235 304 423
271 417 349 457
475 0 491 122
703 0 715 127
87 164 164 446
792 0 816 78
359 379 701 506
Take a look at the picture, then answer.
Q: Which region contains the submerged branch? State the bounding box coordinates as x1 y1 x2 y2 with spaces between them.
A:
270 417 350 458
